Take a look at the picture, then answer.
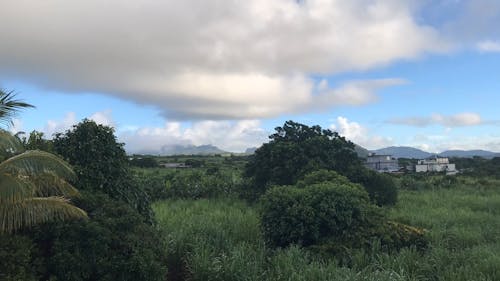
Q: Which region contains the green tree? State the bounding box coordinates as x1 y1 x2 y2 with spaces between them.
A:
53 119 153 223
0 130 87 233
244 121 398 205
244 121 361 192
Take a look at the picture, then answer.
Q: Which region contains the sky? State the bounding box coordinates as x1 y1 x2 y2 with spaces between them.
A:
1 0 500 154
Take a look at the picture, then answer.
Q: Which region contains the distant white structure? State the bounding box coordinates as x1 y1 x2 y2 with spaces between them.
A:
365 154 400 173
415 157 457 175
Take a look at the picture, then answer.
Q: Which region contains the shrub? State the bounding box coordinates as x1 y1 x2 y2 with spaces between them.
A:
29 192 167 281
260 182 384 248
296 169 355 188
165 170 240 199
350 169 398 206
0 234 39 281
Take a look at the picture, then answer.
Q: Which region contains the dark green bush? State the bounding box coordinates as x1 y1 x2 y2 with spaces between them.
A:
165 170 240 199
29 192 167 281
350 169 398 206
296 169 354 188
134 170 171 201
0 234 39 281
260 182 384 248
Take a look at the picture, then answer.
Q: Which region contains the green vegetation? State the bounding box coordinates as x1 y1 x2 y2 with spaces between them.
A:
2 96 499 281
153 180 500 281
244 120 398 205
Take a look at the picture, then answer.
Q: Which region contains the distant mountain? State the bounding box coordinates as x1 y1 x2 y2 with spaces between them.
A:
370 146 500 159
160 144 227 155
354 144 370 158
439 150 500 159
371 146 433 159
244 147 258 154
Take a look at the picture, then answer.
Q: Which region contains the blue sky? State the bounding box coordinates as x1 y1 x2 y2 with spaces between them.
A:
1 0 500 153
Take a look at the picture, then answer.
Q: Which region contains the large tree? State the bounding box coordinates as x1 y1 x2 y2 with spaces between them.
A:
53 119 154 222
245 121 361 190
244 121 397 205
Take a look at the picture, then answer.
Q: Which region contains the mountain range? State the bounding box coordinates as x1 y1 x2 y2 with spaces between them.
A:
370 146 500 159
159 144 228 155
136 143 499 159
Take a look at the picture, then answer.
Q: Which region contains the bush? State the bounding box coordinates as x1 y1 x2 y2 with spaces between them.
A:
29 192 167 281
165 170 240 199
296 169 354 188
350 169 398 206
260 182 384 248
134 170 171 201
0 234 39 281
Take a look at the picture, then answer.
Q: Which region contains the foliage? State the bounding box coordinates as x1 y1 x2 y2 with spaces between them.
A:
295 169 354 188
153 179 500 281
154 199 262 281
260 182 384 248
244 120 397 206
18 130 54 152
0 130 87 233
30 191 167 281
130 156 158 168
133 169 173 201
164 169 241 199
0 89 34 126
53 119 153 223
351 169 398 206
244 121 361 191
0 234 39 281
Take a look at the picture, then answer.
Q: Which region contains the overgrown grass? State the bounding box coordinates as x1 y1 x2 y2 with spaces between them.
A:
153 178 500 281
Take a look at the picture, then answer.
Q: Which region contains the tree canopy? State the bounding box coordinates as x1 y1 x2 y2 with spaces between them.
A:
244 120 362 190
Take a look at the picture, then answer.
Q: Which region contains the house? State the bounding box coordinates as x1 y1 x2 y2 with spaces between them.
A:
365 154 400 173
415 156 457 175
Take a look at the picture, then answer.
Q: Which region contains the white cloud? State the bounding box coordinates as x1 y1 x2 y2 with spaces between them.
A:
330 116 393 149
43 112 77 137
0 0 445 119
89 110 115 127
119 120 269 153
8 118 24 135
388 112 482 127
477 40 500 52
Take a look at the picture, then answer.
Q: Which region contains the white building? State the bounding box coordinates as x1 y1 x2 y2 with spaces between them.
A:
365 154 400 173
415 157 457 175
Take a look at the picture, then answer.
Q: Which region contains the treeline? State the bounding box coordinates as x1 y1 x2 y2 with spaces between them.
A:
1 120 167 281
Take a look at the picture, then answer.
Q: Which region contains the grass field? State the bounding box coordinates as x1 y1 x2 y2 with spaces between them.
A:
153 177 500 281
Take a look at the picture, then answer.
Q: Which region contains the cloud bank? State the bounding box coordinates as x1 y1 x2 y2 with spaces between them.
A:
388 113 483 127
0 0 445 119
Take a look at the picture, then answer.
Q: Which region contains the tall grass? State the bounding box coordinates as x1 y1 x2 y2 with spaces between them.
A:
153 178 500 281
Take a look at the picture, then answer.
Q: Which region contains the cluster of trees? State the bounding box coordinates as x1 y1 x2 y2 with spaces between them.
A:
244 121 398 206
244 121 423 256
0 90 167 280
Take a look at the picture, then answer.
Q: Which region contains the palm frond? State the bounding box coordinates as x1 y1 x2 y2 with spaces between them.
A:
29 172 81 198
0 196 87 233
0 129 24 159
0 89 34 127
0 173 35 203
0 150 75 180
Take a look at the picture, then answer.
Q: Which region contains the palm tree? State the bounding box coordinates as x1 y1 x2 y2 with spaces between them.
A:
0 89 34 126
0 90 87 233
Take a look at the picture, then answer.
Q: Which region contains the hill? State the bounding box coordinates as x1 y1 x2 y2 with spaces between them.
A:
371 146 433 159
160 144 228 155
